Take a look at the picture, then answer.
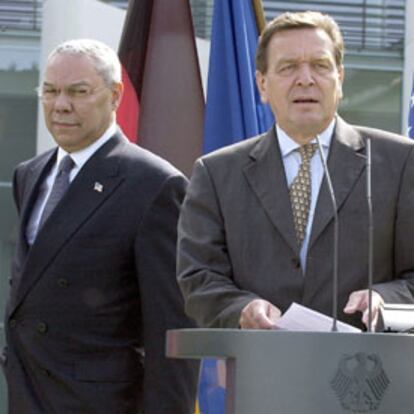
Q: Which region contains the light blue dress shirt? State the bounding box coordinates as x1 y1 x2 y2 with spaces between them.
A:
276 119 335 272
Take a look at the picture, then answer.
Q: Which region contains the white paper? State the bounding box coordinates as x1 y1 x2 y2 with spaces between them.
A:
274 302 361 333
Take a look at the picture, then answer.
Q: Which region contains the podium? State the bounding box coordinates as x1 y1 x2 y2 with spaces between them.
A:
166 329 414 413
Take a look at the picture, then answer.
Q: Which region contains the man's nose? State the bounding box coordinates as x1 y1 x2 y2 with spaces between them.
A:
296 64 315 86
53 91 72 111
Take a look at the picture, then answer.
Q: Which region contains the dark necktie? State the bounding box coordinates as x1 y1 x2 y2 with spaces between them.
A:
289 143 318 246
38 155 75 229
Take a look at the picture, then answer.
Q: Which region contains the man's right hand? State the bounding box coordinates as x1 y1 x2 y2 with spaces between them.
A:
239 299 281 329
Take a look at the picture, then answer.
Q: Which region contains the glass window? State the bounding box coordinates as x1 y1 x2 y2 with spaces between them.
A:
339 68 402 133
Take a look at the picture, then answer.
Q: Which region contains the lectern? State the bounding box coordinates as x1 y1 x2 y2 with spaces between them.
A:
166 329 414 413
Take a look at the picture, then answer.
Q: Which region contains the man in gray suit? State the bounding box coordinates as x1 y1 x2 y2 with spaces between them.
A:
3 39 198 413
177 11 414 331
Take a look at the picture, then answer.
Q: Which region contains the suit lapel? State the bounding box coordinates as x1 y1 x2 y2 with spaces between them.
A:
243 128 299 254
9 151 57 309
309 117 366 247
11 134 127 315
16 150 57 261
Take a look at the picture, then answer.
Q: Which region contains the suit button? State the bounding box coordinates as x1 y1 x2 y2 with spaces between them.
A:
58 278 69 288
291 258 301 269
37 322 48 334
9 319 17 328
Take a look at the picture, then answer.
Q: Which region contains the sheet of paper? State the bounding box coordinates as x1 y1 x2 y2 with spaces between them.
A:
274 302 361 332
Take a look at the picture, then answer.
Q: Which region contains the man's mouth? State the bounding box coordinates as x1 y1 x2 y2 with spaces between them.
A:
293 98 318 104
53 121 78 127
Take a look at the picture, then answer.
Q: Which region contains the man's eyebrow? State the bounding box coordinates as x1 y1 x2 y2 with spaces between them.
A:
274 58 299 68
312 54 333 61
42 80 90 87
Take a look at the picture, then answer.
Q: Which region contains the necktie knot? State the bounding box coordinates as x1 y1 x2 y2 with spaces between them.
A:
299 143 317 163
58 155 75 175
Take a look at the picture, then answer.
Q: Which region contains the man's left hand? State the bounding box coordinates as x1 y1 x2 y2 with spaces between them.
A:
344 289 384 330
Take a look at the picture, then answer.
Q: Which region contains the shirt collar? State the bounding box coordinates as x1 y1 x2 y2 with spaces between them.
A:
56 122 117 169
276 119 336 158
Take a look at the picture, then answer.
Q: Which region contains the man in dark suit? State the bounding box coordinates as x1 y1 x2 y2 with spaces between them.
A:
3 39 198 413
177 11 414 331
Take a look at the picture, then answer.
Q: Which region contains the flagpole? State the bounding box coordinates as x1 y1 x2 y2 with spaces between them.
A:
252 0 266 33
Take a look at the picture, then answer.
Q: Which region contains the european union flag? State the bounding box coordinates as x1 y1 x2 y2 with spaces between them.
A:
203 0 274 154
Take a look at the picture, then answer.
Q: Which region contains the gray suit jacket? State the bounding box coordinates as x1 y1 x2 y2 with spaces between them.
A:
4 131 198 414
177 117 414 329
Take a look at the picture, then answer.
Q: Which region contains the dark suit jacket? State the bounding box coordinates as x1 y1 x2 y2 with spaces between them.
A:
177 117 414 329
4 131 198 413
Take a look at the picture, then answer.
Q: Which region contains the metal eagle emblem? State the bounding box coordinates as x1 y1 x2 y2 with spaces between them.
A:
331 352 389 412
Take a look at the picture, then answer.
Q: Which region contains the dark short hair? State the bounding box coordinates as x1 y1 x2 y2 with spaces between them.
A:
256 11 344 73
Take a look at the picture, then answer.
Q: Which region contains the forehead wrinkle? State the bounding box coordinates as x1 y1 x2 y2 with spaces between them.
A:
44 54 100 86
270 29 336 60
276 48 334 62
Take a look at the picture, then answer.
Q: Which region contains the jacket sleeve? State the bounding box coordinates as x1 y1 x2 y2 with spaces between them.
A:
374 144 414 302
135 173 199 414
177 159 259 328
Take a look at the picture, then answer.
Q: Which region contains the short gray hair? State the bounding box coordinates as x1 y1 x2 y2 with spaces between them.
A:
48 38 122 85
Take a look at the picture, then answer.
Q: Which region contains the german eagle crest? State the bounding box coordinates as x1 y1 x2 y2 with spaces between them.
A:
331 352 389 412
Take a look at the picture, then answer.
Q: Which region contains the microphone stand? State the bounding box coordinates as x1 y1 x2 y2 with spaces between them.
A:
315 135 339 332
366 139 374 332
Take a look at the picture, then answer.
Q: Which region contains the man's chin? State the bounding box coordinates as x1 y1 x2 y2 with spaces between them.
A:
52 134 80 151
292 117 330 136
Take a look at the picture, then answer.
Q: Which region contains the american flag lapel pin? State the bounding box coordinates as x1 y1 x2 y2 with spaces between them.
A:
94 182 104 193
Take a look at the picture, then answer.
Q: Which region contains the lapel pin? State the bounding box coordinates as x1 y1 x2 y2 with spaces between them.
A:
94 182 104 193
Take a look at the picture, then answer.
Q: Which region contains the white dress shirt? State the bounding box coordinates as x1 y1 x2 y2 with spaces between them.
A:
276 119 335 271
25 122 118 245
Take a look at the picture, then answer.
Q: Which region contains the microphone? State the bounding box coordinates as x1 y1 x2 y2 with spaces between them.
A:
366 138 374 332
315 135 339 332
377 303 414 333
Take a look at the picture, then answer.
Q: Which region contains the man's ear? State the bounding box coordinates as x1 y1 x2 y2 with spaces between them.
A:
255 70 268 104
337 64 344 99
112 81 124 110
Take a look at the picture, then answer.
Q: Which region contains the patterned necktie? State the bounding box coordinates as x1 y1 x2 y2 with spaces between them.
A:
289 143 318 246
38 155 75 229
